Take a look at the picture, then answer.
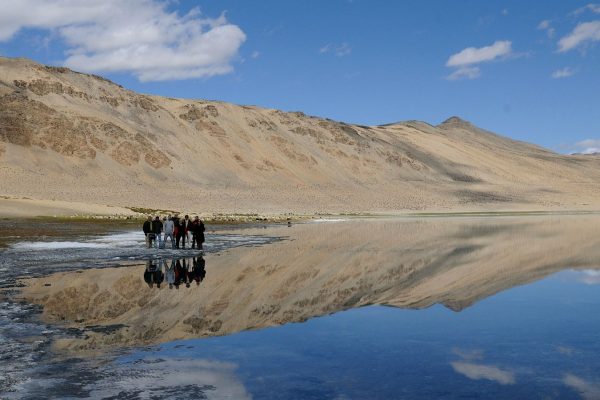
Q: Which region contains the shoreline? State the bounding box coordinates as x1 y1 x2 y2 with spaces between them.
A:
2 196 600 222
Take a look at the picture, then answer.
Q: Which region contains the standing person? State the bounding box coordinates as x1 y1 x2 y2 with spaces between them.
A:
191 216 205 252
151 216 163 249
163 216 175 249
142 216 152 248
181 215 192 249
173 214 181 249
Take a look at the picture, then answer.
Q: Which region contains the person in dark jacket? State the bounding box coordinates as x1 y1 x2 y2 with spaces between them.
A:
173 214 182 249
191 216 205 251
151 216 163 249
180 215 193 249
143 216 153 248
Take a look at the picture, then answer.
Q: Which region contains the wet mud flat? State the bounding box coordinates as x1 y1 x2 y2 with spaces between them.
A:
0 218 286 397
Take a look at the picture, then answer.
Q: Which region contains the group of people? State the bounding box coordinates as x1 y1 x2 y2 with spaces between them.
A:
144 257 206 289
142 214 205 250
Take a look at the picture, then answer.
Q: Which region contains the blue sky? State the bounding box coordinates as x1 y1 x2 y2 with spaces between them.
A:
0 1 599 153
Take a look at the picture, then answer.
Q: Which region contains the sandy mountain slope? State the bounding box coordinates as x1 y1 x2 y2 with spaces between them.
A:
1 56 599 214
20 216 600 353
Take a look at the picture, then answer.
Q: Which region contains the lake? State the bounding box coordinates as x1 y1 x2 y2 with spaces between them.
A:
1 215 599 399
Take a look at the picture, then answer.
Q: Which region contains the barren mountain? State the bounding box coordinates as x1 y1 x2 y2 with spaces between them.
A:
1 56 599 215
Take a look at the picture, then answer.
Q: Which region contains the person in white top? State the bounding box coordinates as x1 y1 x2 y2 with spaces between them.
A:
163 215 175 249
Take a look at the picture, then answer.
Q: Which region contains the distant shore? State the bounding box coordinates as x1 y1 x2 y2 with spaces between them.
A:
2 196 600 223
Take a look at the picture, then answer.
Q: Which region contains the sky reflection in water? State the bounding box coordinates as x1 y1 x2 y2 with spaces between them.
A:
111 269 600 400
5 217 600 399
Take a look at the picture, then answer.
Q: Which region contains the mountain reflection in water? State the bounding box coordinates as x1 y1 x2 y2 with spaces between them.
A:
19 216 600 355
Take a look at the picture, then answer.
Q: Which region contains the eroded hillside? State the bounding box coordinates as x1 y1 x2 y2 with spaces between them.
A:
1 57 599 214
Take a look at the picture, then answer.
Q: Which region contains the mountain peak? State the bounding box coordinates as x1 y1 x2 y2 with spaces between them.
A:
438 116 472 127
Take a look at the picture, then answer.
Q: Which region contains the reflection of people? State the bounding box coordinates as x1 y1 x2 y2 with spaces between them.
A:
193 256 206 286
183 258 192 288
164 259 175 289
143 259 164 288
191 216 205 252
174 259 184 289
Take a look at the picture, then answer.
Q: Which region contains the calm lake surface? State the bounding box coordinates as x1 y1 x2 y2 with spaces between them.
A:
1 215 599 399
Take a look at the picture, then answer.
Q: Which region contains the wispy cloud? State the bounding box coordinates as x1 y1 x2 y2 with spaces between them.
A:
563 373 600 400
451 361 516 385
0 0 246 81
576 269 600 284
558 20 600 52
447 40 512 67
452 348 485 361
320 42 352 57
556 345 575 355
251 50 260 59
450 348 515 385
572 3 600 16
564 138 600 154
445 40 512 80
538 19 556 38
552 67 576 78
446 66 481 81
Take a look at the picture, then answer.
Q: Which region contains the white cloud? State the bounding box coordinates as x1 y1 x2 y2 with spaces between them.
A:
556 345 575 355
568 139 600 154
552 67 576 78
538 19 550 30
538 20 556 38
576 269 600 284
319 44 331 54
539 20 551 30
577 139 600 148
572 3 600 15
446 40 512 67
251 50 260 59
558 21 600 52
446 66 481 80
320 42 352 57
502 9 509 16
0 0 246 81
451 348 485 361
445 40 511 80
451 361 515 385
85 357 252 399
564 374 600 400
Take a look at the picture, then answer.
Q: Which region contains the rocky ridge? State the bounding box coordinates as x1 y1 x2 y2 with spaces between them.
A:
1 56 600 214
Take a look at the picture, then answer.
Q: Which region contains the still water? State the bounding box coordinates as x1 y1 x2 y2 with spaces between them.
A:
1 216 599 399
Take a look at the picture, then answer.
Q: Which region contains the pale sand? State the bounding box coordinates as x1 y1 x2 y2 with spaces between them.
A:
2 56 600 217
0 197 136 217
19 216 600 355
